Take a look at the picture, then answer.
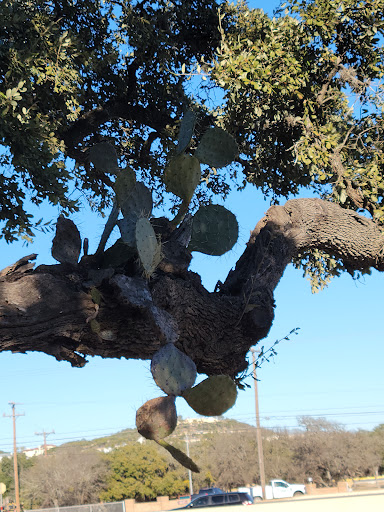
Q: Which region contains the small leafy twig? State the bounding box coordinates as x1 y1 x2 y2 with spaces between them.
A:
254 328 300 371
235 328 300 388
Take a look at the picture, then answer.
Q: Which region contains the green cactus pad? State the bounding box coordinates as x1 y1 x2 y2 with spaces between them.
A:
89 142 119 173
100 239 136 269
164 153 201 202
135 217 162 276
117 213 138 247
136 396 177 440
51 216 81 265
121 181 153 219
177 110 197 154
114 167 136 208
182 375 237 416
156 439 200 473
151 343 197 396
188 204 238 256
195 127 238 168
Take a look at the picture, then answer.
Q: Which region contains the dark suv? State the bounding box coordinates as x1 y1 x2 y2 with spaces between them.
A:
179 492 253 508
198 488 225 495
191 488 225 500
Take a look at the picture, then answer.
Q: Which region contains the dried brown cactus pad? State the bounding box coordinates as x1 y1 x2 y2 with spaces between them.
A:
136 396 177 440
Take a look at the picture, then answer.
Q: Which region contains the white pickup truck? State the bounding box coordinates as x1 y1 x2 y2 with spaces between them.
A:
238 479 306 500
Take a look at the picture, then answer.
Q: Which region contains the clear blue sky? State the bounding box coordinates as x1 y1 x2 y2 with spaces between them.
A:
1 0 384 455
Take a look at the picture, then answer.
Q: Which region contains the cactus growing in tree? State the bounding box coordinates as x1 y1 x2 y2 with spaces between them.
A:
117 213 138 247
136 396 177 440
151 343 197 396
156 439 200 473
51 216 81 265
114 166 136 209
135 217 162 276
182 375 238 416
188 204 238 255
176 109 197 154
88 141 119 173
164 153 201 203
120 181 153 219
195 127 238 168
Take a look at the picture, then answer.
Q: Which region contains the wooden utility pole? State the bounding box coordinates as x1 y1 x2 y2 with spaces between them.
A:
3 403 24 512
35 430 55 457
185 435 194 496
251 349 266 499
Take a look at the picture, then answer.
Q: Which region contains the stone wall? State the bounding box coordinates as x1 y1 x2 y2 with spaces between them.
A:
305 482 350 495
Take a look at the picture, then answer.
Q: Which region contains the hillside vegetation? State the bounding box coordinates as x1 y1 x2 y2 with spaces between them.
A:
1 418 383 508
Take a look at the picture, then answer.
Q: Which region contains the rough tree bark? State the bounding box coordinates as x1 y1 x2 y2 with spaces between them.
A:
1 198 383 378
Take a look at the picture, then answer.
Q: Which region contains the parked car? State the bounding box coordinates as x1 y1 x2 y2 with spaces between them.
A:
176 492 253 509
191 488 225 500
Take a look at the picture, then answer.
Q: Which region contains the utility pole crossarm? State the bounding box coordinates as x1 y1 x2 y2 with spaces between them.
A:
35 430 55 457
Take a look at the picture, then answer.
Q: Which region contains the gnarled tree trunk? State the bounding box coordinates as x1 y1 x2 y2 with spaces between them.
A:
1 198 383 377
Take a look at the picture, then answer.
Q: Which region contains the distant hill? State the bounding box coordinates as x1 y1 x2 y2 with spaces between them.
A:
58 417 256 452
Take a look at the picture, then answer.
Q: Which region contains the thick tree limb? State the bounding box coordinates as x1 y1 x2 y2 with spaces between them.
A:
61 99 174 166
1 198 383 376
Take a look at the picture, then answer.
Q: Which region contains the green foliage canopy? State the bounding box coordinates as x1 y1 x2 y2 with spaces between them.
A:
214 0 384 204
100 443 188 501
211 0 384 289
0 453 34 500
0 0 222 242
1 0 384 289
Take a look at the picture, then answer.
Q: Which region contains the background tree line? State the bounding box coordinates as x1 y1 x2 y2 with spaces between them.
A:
1 418 384 508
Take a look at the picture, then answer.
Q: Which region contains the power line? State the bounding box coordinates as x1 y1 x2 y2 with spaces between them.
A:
1 415 383 449
228 410 384 421
234 403 384 414
1 408 383 452
1 420 384 453
0 425 131 442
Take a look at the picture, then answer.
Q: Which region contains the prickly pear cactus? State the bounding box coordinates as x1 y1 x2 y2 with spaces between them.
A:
117 214 138 247
195 127 238 168
135 217 162 276
176 110 197 154
51 215 81 265
151 343 197 396
188 204 238 256
89 141 119 173
182 375 238 416
156 439 200 473
136 396 177 440
120 181 153 219
164 153 201 202
99 239 136 269
114 167 136 208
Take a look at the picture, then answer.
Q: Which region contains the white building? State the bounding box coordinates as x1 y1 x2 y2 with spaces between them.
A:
22 445 55 458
